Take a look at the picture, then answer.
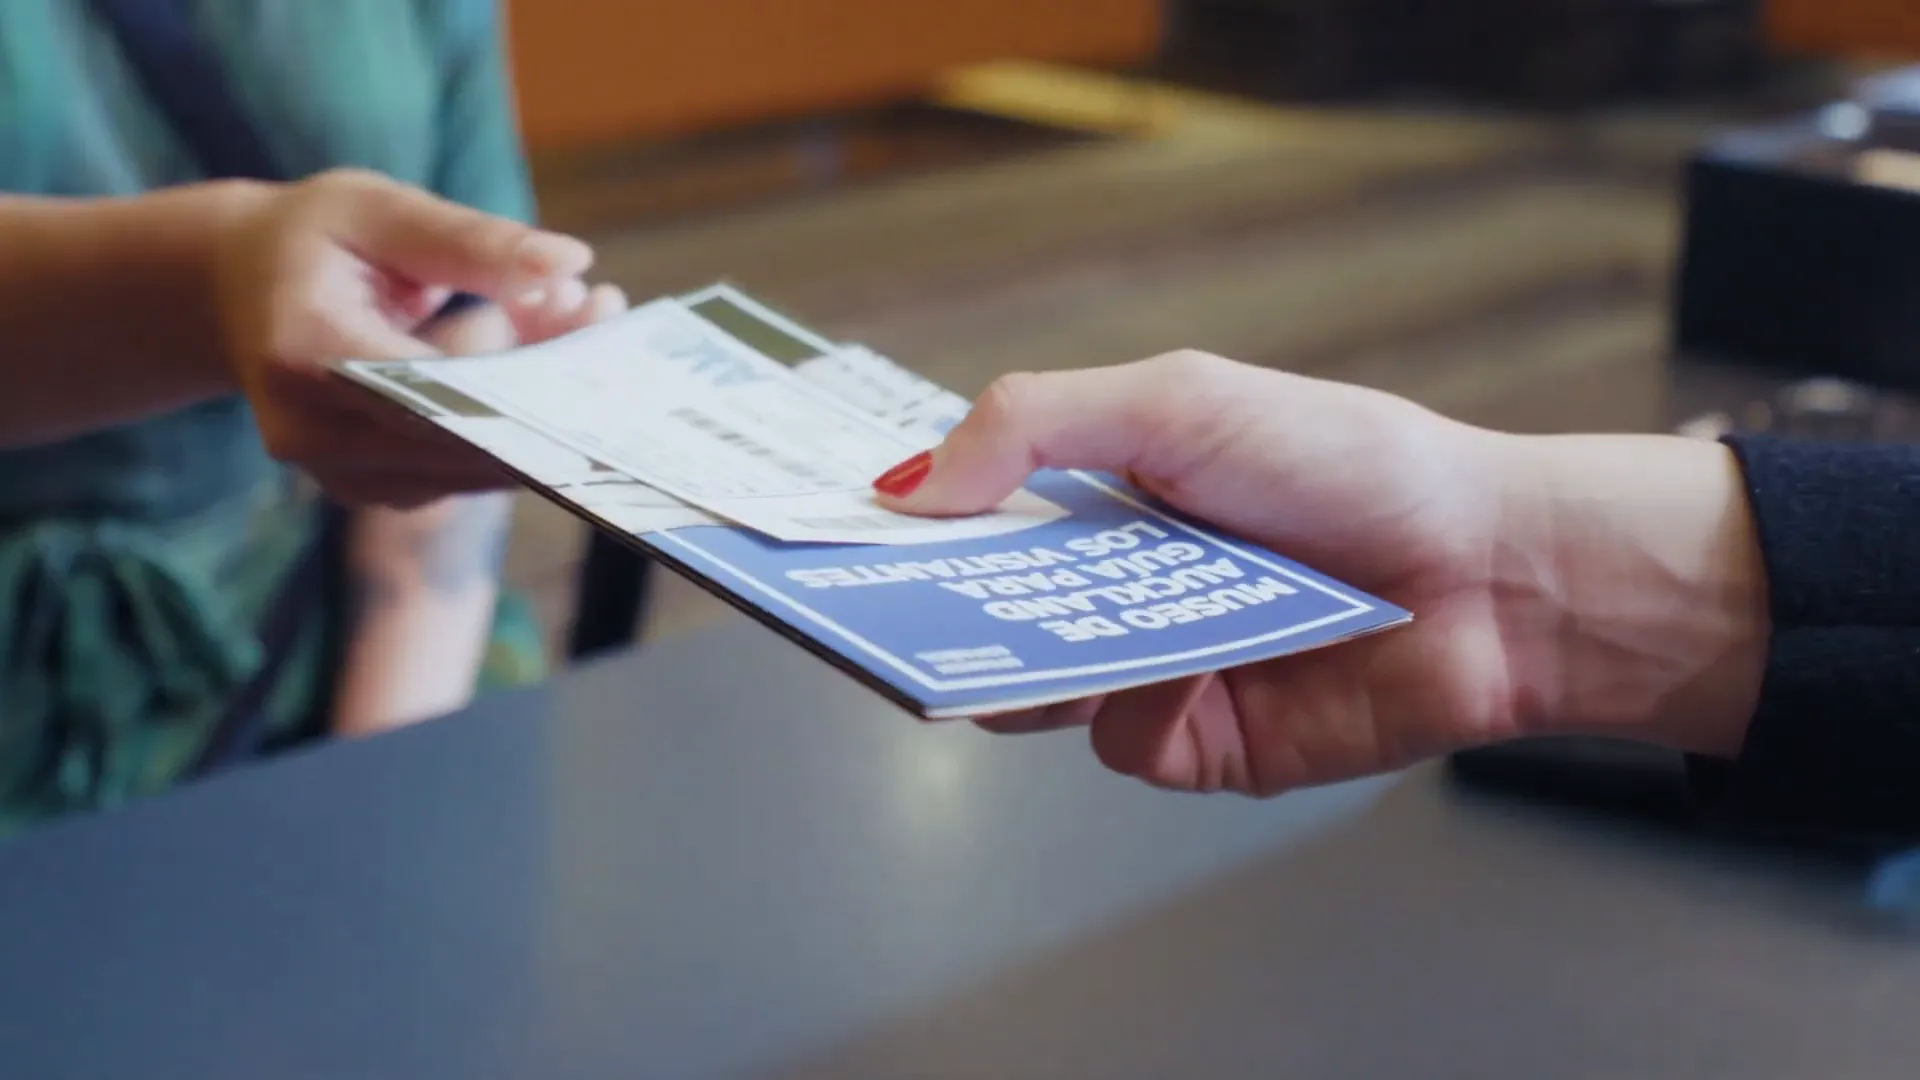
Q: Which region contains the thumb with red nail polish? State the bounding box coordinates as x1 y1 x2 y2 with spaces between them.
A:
876 443 1004 518
872 370 1090 517
872 451 934 499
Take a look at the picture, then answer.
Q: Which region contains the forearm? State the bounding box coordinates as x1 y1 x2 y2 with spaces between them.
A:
1489 433 1771 758
331 494 513 736
0 181 270 447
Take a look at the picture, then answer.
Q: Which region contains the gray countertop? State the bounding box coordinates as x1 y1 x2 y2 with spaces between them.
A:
1 611 1916 1078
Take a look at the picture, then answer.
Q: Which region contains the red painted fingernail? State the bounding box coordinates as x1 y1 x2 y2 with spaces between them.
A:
872 452 933 498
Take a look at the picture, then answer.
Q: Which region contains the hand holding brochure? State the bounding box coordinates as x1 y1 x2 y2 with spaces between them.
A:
342 285 1412 718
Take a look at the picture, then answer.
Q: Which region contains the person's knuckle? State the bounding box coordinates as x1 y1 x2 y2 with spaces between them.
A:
974 370 1043 430
311 165 382 194
1088 723 1142 780
263 292 329 361
1143 350 1246 439
1154 348 1233 385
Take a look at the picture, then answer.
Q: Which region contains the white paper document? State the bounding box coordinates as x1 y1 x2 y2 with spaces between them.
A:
794 345 973 447
432 416 624 488
341 366 722 537
412 300 1066 545
569 482 720 534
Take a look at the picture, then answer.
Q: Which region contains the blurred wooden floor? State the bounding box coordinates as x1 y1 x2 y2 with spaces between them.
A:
506 65 1744 658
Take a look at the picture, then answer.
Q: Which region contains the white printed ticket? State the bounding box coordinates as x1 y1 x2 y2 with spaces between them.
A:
338 363 723 536
794 345 973 448
411 300 1065 545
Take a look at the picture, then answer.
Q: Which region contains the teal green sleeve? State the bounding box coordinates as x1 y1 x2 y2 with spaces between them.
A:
424 0 537 224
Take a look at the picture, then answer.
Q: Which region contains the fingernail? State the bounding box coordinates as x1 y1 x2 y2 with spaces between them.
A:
550 277 588 313
515 287 548 308
873 452 934 498
592 283 631 315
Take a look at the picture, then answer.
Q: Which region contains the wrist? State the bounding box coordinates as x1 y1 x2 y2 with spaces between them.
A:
160 180 280 390
0 180 279 445
79 180 277 394
1486 432 1770 757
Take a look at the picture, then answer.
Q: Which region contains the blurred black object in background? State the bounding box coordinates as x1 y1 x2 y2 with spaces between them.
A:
1676 69 1920 396
1671 368 1920 444
1163 0 1770 106
1447 737 1702 828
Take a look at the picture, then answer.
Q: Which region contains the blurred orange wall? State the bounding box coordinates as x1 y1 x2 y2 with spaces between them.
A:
1768 0 1920 59
506 0 1165 152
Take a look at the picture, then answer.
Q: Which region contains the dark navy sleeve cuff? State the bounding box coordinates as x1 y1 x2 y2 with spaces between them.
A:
1722 435 1920 628
1693 436 1920 844
1693 627 1920 846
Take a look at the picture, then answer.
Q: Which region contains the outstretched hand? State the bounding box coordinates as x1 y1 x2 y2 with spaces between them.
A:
213 168 627 506
875 352 1768 795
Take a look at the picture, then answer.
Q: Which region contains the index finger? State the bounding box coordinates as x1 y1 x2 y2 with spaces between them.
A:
320 171 594 299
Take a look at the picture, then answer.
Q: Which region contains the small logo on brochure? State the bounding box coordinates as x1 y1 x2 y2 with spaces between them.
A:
665 336 772 387
914 646 1026 676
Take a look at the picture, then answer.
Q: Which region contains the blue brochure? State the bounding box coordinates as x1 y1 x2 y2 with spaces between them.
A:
651 469 1408 716
344 285 1412 718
